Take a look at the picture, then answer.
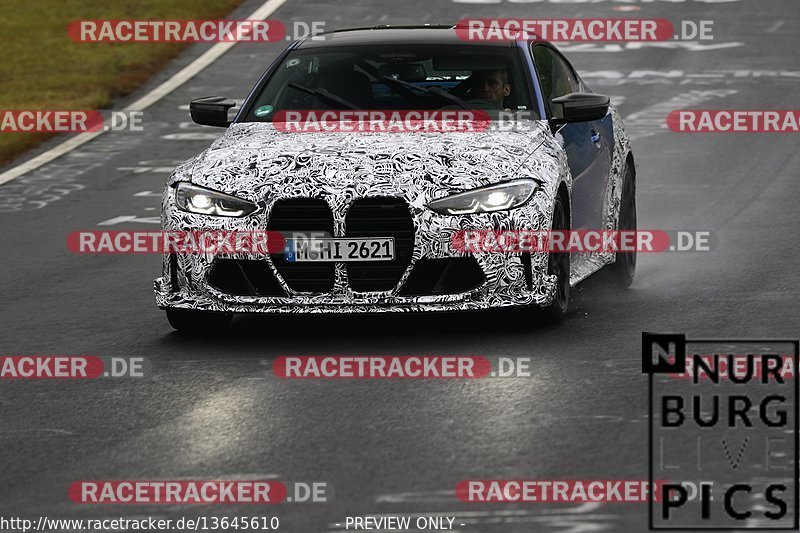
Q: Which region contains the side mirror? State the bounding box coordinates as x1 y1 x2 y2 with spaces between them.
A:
189 96 236 127
550 92 610 124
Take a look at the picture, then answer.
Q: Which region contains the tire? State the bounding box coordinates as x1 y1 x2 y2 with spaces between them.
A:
542 194 571 323
166 308 232 333
608 162 637 287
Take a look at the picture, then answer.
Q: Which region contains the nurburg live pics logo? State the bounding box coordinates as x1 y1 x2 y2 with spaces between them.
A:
642 332 799 530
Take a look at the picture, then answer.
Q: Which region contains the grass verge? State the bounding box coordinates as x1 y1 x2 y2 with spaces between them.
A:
0 0 246 166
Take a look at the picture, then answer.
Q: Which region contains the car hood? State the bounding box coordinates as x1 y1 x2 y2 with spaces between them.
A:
182 121 551 207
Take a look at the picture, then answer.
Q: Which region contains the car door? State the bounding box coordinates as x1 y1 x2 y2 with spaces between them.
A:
531 44 613 231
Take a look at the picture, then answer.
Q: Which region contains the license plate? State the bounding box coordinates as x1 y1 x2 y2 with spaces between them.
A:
285 238 395 262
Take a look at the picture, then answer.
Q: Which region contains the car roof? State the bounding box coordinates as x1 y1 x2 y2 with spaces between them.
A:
295 25 524 49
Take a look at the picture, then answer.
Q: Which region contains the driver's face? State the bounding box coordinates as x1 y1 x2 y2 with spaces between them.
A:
473 70 511 107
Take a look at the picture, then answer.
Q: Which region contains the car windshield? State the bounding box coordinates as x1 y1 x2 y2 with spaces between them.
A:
242 44 537 121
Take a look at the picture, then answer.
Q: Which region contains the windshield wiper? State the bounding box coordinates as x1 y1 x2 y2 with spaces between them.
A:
381 76 469 110
287 82 361 110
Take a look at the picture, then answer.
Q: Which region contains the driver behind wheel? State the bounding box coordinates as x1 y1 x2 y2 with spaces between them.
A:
468 69 511 110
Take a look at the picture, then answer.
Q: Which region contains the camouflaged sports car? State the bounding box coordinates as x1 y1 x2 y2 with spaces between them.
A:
155 26 636 332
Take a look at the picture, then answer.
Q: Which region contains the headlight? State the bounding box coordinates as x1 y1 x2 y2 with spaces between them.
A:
427 179 538 215
174 182 257 217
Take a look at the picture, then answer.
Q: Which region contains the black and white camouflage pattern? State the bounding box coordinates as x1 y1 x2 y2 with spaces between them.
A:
154 112 631 314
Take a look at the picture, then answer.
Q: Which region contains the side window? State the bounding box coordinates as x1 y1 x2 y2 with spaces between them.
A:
532 45 580 110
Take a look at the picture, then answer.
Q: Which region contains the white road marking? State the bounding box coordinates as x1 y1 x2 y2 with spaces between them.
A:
0 428 75 438
766 20 784 33
97 215 160 225
162 132 223 141
582 69 800 87
0 0 288 188
624 89 738 141
557 41 743 53
118 166 175 174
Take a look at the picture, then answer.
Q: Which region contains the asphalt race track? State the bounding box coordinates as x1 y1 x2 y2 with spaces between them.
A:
1 0 799 531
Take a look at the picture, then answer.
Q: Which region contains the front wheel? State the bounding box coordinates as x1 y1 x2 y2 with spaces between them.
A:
166 308 232 333
542 194 571 323
608 162 637 287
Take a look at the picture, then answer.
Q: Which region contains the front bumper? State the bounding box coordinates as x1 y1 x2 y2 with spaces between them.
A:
155 187 559 314
154 255 557 314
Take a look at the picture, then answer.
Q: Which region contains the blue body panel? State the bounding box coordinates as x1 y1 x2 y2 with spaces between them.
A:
520 40 613 230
